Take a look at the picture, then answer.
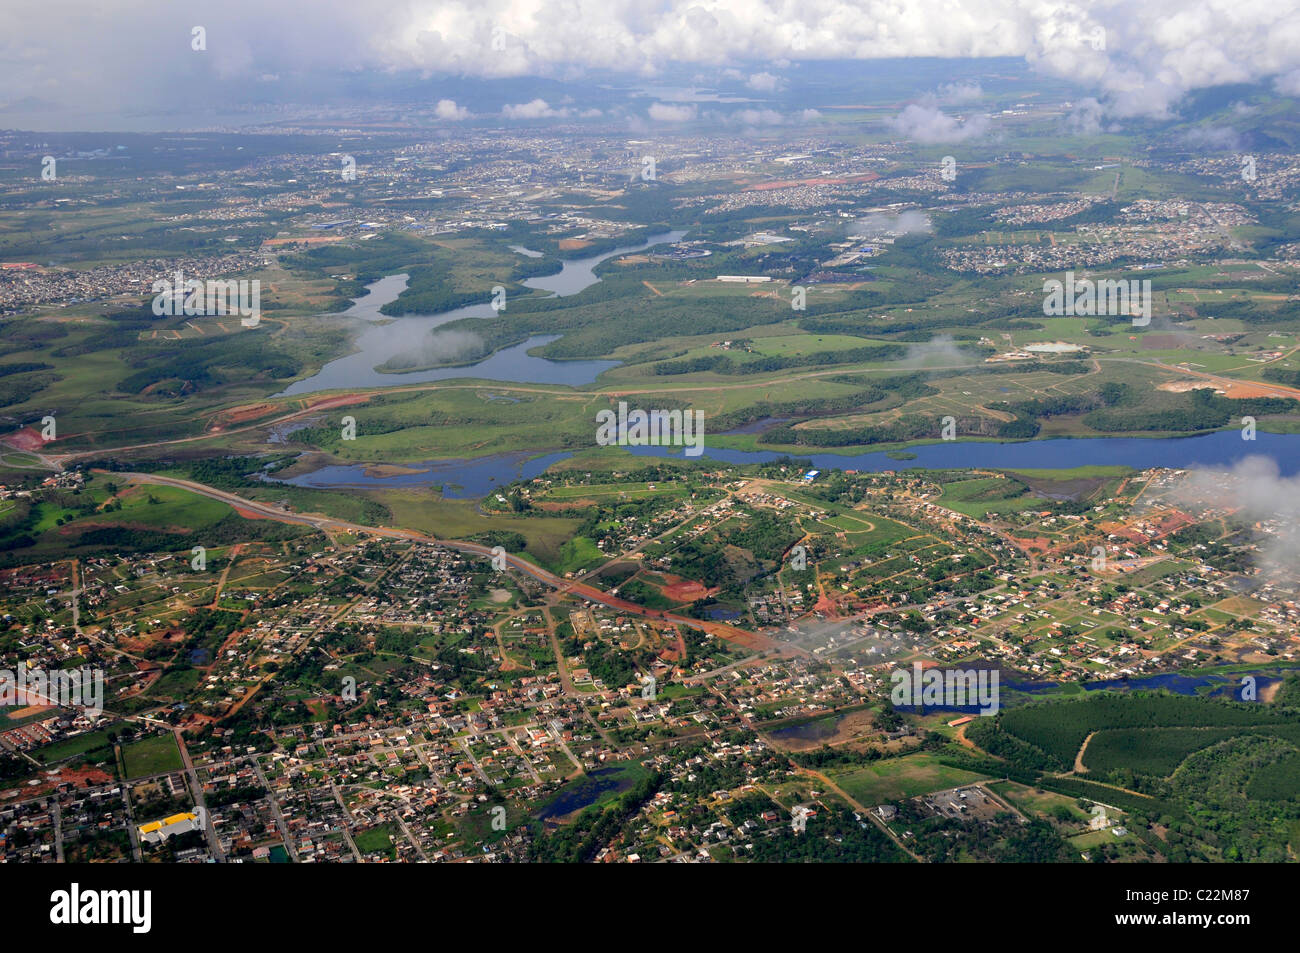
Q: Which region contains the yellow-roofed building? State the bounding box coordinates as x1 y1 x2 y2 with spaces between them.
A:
138 811 199 845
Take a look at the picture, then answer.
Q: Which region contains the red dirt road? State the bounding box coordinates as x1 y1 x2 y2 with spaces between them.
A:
115 470 791 656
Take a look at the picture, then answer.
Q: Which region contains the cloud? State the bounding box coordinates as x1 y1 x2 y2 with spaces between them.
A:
3 1 1300 125
1063 97 1107 135
772 614 910 659
937 81 982 103
648 102 697 122
698 106 826 126
888 103 990 143
1275 70 1300 96
384 329 487 370
376 2 1300 121
900 334 968 367
745 71 781 92
849 210 932 238
1166 455 1300 576
434 98 470 120
731 107 785 125
1180 124 1243 152
502 98 565 119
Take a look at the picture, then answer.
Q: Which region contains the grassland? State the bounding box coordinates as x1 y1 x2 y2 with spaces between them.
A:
827 751 988 803
120 733 184 780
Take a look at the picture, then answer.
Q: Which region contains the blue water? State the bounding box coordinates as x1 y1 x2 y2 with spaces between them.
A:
875 664 1294 714
1079 669 1285 702
704 607 743 621
278 429 1300 497
769 715 843 743
536 766 635 820
1001 665 1295 702
623 429 1300 476
269 450 573 499
279 230 684 396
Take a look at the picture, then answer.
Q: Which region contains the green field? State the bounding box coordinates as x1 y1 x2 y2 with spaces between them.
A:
828 753 988 804
352 824 399 859
35 725 120 764
120 733 184 780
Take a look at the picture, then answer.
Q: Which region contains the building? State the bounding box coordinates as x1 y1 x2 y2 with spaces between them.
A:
138 811 200 845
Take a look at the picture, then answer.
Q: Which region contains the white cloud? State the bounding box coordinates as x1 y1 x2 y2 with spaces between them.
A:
2 1 1299 124
937 81 982 103
850 210 933 238
1064 96 1107 135
732 107 785 125
1169 456 1300 575
502 98 565 119
1275 70 1300 96
746 71 781 92
888 103 990 143
648 102 697 122
434 98 470 120
1180 124 1243 152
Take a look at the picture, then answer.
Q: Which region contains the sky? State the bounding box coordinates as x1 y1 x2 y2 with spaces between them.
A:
2 0 1298 128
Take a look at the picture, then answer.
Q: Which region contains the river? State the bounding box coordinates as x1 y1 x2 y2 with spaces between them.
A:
271 429 1300 495
624 428 1300 476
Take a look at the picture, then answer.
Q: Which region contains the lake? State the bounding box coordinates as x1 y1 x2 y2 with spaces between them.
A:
536 766 639 821
768 714 845 743
279 230 685 396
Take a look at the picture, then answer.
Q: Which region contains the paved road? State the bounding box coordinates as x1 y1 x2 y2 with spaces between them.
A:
251 756 298 861
173 727 225 862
